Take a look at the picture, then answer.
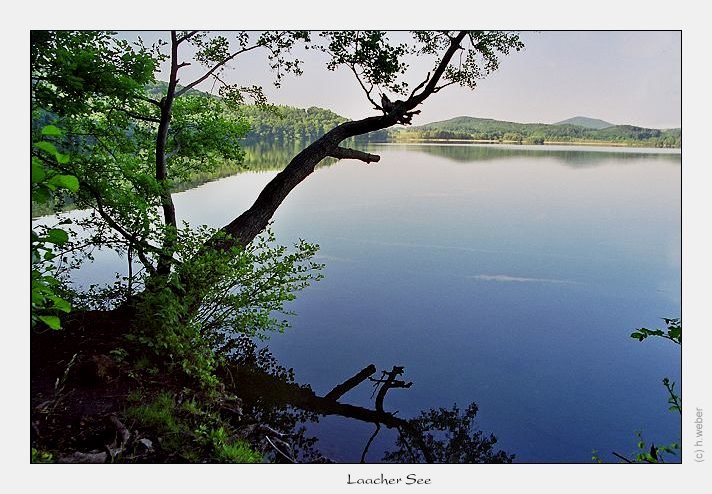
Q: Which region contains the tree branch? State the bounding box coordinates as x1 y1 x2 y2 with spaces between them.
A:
175 44 261 98
409 31 468 106
349 64 381 110
211 35 470 251
324 364 377 401
612 451 634 463
328 147 381 164
178 31 471 304
176 30 199 44
135 95 162 107
360 423 381 463
82 183 158 276
112 106 161 124
410 72 430 99
433 80 459 93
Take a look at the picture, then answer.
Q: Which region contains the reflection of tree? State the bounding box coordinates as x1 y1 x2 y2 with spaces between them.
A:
223 335 326 463
368 143 680 169
241 141 340 172
383 403 514 463
224 335 513 463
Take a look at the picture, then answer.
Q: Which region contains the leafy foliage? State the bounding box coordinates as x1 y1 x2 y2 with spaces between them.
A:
31 125 78 329
631 317 681 344
597 318 681 463
31 31 157 117
124 225 322 387
31 448 55 463
320 31 411 95
197 426 262 463
126 391 262 462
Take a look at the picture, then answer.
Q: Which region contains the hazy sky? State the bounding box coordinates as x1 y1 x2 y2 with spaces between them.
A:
125 30 681 129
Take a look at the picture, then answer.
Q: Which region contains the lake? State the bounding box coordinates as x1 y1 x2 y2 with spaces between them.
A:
60 142 682 463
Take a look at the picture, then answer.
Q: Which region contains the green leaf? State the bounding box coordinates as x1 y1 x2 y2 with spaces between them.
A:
46 228 69 245
32 158 46 183
55 152 70 164
33 186 50 204
41 125 64 137
35 141 70 164
48 174 79 192
35 141 59 156
38 315 61 330
49 295 71 313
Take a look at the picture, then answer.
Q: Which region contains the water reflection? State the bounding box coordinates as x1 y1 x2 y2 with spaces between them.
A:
43 141 680 462
242 140 339 171
366 143 680 168
225 335 513 463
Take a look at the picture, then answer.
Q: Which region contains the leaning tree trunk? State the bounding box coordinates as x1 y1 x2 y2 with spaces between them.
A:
135 31 469 318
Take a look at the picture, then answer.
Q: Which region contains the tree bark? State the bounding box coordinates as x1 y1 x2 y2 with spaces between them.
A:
210 31 468 254
155 31 181 275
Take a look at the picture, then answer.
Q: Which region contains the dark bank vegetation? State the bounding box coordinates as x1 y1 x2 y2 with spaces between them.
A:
31 30 524 463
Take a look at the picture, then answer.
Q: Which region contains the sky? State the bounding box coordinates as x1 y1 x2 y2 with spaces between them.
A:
123 30 681 129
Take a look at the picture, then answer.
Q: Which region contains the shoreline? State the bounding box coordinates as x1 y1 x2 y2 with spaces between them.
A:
388 138 680 149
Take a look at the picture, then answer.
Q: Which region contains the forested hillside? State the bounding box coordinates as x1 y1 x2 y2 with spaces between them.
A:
393 116 681 147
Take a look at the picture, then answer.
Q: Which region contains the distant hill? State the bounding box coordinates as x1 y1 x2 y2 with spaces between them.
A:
139 83 680 148
554 116 614 129
393 115 680 148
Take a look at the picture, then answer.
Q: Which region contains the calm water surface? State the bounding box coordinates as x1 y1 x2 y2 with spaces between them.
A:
66 143 683 462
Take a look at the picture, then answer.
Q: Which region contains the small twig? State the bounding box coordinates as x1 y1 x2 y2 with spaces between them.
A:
265 435 296 463
111 106 161 123
410 71 431 98
55 353 79 396
360 423 381 463
176 30 199 44
349 64 381 110
612 451 634 463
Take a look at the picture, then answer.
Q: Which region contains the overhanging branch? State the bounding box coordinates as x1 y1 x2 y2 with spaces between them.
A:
328 147 380 164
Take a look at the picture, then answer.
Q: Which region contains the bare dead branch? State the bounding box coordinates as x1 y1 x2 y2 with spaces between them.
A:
328 147 381 164
410 72 431 99
324 364 377 401
373 366 412 413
